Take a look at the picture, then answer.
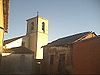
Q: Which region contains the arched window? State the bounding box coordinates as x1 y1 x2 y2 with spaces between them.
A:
22 41 25 46
42 22 45 32
31 22 34 30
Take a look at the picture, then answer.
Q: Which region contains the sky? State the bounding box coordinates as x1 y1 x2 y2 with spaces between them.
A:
4 0 100 42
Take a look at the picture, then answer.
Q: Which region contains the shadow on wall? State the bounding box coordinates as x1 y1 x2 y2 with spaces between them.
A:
0 54 2 66
0 54 40 74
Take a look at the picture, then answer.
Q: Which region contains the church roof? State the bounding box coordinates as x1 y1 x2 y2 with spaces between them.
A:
5 46 33 54
47 31 96 46
26 16 48 21
26 16 37 21
4 35 25 45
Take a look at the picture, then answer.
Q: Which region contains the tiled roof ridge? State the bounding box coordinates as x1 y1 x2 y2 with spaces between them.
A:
47 31 93 46
6 46 33 54
51 31 91 42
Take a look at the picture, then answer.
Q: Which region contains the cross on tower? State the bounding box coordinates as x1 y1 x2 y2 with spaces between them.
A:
37 11 39 17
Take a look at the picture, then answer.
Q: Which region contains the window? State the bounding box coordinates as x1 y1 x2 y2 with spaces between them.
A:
58 54 65 73
59 54 65 63
50 55 54 65
31 22 34 25
31 22 34 30
42 22 45 32
22 41 25 46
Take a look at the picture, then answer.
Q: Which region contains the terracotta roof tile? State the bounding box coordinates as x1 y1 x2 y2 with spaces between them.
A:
8 46 33 54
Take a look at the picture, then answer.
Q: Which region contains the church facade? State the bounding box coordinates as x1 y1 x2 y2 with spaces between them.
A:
4 16 48 59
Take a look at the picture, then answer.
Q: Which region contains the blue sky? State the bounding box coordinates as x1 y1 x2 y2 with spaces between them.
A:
4 0 100 42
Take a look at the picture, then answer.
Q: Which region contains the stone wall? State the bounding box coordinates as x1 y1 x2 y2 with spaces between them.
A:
40 46 72 74
73 37 100 74
0 54 35 74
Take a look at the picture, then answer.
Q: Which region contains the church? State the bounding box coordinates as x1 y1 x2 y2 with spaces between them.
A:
3 15 48 59
2 14 100 74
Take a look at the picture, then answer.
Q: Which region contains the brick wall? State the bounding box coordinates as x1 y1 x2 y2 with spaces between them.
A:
73 37 100 74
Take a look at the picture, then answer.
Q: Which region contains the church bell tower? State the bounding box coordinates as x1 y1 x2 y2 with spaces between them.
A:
26 15 48 59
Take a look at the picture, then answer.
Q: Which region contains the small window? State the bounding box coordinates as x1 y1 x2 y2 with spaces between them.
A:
50 55 54 65
31 22 34 25
22 41 25 46
31 22 34 30
42 22 45 32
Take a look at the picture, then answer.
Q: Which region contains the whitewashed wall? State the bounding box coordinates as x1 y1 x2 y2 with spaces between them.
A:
5 38 23 49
